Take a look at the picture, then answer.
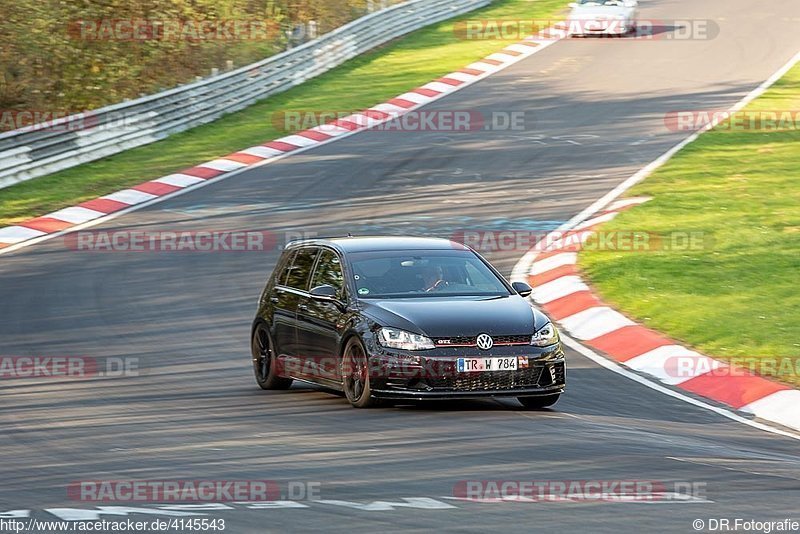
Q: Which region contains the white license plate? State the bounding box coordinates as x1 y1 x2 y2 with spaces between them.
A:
457 357 518 373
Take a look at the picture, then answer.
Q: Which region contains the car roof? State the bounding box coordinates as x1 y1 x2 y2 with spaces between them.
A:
285 236 468 254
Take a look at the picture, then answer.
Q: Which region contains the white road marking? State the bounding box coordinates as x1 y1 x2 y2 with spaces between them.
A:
198 159 247 172
532 275 589 304
316 498 456 511
153 174 206 188
442 71 479 83
45 206 105 224
741 390 800 432
559 307 635 340
485 52 517 63
530 252 578 275
308 124 352 137
625 345 725 386
102 189 157 206
420 81 460 93
0 226 47 243
274 135 318 148
239 146 286 158
394 92 435 104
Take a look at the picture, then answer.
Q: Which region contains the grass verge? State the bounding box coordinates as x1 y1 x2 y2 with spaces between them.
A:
579 62 800 386
0 0 567 226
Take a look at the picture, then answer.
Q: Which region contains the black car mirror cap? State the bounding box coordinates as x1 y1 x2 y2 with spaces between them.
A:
512 281 533 297
310 284 338 299
309 284 347 311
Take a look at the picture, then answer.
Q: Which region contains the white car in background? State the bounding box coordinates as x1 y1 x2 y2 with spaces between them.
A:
567 0 639 36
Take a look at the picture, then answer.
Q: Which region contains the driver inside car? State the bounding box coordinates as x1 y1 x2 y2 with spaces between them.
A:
420 264 448 292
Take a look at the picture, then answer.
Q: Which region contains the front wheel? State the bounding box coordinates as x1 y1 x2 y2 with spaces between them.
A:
252 323 292 390
341 337 378 408
518 394 560 409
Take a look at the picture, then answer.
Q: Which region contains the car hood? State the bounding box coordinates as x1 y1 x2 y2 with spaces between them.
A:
570 5 633 18
359 295 549 337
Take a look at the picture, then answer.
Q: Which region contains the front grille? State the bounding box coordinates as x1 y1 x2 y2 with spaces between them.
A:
435 336 473 346
427 366 544 392
494 335 531 345
434 334 531 347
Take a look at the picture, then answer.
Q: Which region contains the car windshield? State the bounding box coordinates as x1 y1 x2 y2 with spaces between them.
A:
348 249 511 299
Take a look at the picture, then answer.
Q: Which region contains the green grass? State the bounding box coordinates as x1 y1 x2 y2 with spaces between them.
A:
579 63 800 385
0 0 567 226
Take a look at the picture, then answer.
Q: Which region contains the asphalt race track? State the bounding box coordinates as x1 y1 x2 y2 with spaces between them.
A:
3 0 800 531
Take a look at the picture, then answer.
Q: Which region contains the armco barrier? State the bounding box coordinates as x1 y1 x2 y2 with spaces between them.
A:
0 0 489 190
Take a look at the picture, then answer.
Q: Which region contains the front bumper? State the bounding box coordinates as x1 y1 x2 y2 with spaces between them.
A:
371 384 564 400
365 341 566 400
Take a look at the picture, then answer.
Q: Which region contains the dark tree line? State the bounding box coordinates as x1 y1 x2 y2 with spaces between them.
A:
0 0 388 113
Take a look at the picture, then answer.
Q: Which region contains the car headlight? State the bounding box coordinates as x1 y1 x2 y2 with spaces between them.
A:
377 327 435 351
530 322 559 347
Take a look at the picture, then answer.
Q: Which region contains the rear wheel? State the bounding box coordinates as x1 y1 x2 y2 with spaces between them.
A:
518 394 560 409
342 337 377 408
252 323 292 390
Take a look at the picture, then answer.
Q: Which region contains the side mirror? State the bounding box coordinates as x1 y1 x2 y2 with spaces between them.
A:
309 284 347 311
310 284 338 300
512 281 533 298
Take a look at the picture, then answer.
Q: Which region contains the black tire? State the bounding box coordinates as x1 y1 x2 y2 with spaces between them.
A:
252 323 292 390
517 394 560 409
341 337 378 408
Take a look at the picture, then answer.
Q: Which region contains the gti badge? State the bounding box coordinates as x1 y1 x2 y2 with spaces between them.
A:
476 333 493 350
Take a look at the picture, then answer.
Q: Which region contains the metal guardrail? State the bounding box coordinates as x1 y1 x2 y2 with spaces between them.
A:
0 0 489 190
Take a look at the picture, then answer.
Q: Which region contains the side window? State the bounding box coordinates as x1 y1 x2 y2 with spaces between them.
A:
285 247 319 290
275 250 296 286
310 249 345 297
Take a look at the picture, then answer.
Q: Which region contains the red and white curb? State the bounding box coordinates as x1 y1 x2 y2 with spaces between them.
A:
0 28 565 255
516 197 800 434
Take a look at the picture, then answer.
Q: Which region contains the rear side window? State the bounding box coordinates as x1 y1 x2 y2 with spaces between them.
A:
274 250 296 286
310 249 345 298
285 247 319 290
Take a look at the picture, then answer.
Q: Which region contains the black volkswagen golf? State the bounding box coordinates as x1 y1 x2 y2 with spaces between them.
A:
251 236 565 408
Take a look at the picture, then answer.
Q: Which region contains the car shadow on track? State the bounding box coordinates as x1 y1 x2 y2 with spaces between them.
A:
269 382 556 412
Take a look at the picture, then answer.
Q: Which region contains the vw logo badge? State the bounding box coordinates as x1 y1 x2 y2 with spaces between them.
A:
476 334 493 350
